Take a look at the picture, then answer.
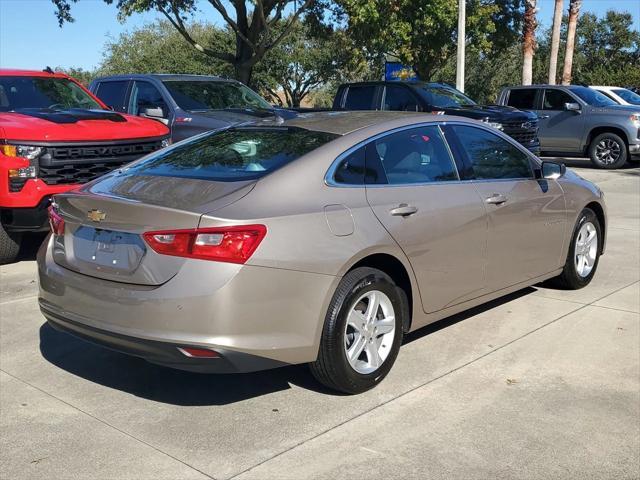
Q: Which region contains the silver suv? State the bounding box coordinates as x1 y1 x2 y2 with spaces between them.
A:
497 85 640 169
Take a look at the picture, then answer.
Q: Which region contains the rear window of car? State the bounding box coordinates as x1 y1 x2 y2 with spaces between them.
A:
124 127 339 182
506 88 537 109
343 85 377 109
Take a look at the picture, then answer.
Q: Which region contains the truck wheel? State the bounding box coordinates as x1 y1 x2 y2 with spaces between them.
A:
589 132 628 169
0 223 21 265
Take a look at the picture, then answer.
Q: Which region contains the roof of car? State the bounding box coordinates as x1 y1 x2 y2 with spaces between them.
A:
0 68 70 78
275 111 467 135
94 73 237 83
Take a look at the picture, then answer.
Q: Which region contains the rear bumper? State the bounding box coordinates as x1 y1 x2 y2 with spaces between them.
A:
37 235 338 371
42 305 287 373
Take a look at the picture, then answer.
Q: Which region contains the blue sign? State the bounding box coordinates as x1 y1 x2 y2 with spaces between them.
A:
385 62 419 82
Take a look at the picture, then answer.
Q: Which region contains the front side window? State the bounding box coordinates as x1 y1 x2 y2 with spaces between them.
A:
369 126 459 184
507 88 537 109
383 85 420 112
129 81 168 116
124 127 338 182
343 85 377 110
451 125 533 180
163 80 271 111
0 76 102 111
543 89 576 110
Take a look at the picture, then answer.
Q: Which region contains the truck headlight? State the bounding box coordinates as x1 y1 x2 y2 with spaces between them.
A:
1 144 44 160
630 113 640 127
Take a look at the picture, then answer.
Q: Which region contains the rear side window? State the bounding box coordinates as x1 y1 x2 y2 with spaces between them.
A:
125 127 338 182
451 125 533 180
343 86 377 110
368 126 459 184
507 88 537 109
383 85 420 112
95 81 128 112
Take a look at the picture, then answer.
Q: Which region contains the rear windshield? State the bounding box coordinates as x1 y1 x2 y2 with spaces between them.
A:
124 127 339 181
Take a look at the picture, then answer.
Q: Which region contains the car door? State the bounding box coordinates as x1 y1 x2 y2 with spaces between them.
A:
382 84 421 112
535 88 585 151
92 80 130 113
364 124 488 313
341 84 382 110
444 124 567 292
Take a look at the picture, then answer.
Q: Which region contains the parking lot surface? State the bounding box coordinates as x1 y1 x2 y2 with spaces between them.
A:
1 160 639 480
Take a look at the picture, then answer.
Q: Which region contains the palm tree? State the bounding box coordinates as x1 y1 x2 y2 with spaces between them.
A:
522 0 537 85
562 0 582 85
548 0 563 84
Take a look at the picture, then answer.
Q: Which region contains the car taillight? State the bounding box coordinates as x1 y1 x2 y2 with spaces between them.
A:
142 225 266 264
47 205 65 235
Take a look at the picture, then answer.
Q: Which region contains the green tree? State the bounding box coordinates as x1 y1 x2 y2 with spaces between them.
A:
51 0 315 86
54 67 100 86
333 0 522 81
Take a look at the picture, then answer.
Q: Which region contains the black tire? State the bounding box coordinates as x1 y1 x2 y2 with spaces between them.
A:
0 222 21 265
310 267 407 394
550 208 602 290
588 132 628 169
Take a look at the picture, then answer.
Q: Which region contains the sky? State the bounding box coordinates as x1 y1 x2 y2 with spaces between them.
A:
0 0 638 71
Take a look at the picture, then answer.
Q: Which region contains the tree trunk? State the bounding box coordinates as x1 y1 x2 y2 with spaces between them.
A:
234 63 253 86
522 0 537 86
562 0 582 85
548 0 563 84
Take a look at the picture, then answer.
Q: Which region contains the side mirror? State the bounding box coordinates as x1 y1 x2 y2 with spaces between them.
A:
564 102 581 112
541 161 566 179
142 107 169 125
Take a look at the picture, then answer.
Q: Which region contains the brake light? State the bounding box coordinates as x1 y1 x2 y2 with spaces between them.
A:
47 205 65 235
143 225 266 264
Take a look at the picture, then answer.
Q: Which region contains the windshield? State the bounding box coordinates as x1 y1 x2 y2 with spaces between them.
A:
124 127 338 182
570 86 617 107
613 88 640 105
0 76 102 111
418 85 476 108
163 80 272 111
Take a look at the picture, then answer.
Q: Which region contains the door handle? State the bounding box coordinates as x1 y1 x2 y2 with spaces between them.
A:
390 204 418 217
485 194 508 205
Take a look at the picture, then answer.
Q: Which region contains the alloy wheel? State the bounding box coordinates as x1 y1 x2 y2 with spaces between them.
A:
595 138 622 165
574 221 598 278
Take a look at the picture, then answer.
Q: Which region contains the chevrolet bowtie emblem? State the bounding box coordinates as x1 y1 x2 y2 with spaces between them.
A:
87 209 106 222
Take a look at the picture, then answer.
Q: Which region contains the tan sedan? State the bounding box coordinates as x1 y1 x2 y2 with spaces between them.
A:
38 112 606 393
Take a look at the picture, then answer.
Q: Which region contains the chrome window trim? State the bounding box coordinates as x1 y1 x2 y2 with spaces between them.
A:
324 120 540 188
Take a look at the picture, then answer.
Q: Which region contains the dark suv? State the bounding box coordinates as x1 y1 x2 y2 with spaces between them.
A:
497 84 640 169
90 74 292 142
333 82 540 153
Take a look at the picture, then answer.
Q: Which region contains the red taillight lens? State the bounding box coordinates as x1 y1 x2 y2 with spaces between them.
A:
177 347 219 358
143 225 266 264
47 205 65 235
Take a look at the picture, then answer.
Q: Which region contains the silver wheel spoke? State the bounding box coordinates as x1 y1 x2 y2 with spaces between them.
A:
364 292 380 323
374 316 395 335
348 334 366 362
574 221 598 278
347 309 366 331
365 342 380 369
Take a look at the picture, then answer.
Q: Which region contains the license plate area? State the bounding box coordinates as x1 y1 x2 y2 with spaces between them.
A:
71 226 146 275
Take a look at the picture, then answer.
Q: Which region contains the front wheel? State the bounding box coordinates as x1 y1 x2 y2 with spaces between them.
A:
310 267 406 394
589 132 628 169
0 222 21 265
550 208 601 290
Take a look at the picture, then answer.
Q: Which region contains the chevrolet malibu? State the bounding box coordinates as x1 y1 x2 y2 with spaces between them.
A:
38 112 606 394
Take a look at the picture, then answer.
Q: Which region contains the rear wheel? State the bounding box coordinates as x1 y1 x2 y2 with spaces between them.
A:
0 222 21 265
589 132 627 169
310 267 406 394
550 208 601 289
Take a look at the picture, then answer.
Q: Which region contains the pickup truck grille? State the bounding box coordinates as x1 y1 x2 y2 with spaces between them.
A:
501 119 539 145
37 140 164 185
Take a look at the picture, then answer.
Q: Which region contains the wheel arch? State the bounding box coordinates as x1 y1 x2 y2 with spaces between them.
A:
585 201 606 254
347 253 415 333
584 126 629 155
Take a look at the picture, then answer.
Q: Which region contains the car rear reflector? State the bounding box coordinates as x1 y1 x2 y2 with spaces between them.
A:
177 347 220 358
47 205 65 235
143 225 266 264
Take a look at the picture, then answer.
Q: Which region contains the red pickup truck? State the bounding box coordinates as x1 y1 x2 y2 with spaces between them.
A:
0 69 170 264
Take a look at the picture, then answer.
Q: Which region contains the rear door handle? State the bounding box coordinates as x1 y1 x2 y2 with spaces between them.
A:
485 194 508 205
390 204 418 217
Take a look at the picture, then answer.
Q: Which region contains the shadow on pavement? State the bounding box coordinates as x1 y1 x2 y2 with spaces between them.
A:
10 232 47 263
39 286 538 405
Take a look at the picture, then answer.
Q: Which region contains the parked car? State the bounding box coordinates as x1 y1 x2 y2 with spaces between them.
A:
89 74 294 142
39 111 606 394
591 86 640 106
0 69 170 264
497 84 640 169
333 81 540 154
